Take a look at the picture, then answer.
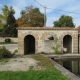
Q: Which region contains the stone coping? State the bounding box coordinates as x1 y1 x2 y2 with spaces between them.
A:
47 54 80 58
17 27 78 30
46 54 80 61
53 61 80 80
44 54 80 80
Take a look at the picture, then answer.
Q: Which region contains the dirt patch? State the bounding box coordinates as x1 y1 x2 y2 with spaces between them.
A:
0 57 43 71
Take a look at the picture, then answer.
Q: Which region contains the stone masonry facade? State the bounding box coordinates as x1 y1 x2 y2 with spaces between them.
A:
17 27 78 55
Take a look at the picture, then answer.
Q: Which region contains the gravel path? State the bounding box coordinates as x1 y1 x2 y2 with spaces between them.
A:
0 57 42 71
0 44 43 71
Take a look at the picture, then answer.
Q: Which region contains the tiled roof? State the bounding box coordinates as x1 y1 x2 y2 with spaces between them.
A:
77 26 80 32
17 27 77 30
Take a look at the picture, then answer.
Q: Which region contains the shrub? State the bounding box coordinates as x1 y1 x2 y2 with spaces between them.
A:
52 37 62 54
0 46 12 58
13 50 18 54
5 38 11 42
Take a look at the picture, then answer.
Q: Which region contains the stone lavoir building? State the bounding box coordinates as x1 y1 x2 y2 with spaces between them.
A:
17 27 79 55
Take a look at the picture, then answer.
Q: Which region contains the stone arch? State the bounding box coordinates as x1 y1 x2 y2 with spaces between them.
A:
63 35 72 53
24 35 35 55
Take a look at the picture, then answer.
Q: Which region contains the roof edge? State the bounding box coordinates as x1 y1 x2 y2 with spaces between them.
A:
17 27 78 30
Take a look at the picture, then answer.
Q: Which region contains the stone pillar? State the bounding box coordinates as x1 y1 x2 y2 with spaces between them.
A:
35 40 38 53
18 30 24 55
73 34 78 53
72 61 78 75
79 35 80 53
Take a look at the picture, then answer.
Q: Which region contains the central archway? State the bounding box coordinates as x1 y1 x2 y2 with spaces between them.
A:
24 35 35 55
63 35 72 53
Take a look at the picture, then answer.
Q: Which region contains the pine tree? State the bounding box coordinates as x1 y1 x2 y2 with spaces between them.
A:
3 11 18 37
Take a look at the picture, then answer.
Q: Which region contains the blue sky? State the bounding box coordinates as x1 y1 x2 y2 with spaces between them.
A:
0 0 80 27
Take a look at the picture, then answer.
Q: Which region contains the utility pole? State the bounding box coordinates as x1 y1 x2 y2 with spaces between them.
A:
34 0 47 27
44 6 46 27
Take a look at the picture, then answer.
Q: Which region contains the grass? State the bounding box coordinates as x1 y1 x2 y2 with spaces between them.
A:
0 54 70 80
31 54 54 69
0 70 70 80
0 42 18 44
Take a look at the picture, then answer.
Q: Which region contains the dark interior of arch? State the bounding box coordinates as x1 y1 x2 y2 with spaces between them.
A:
63 35 72 53
48 36 54 40
24 35 35 55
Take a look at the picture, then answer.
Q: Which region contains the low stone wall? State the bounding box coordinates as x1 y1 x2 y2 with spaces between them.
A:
53 61 80 80
44 54 80 80
0 37 18 42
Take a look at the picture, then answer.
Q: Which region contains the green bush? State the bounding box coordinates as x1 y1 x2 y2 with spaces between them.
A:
0 46 12 58
52 37 62 54
5 38 11 42
13 50 18 54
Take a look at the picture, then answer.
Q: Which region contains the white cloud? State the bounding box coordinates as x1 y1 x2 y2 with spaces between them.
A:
46 15 61 27
10 0 28 7
34 0 71 13
0 4 2 7
10 0 40 19
73 19 80 27
13 6 21 19
9 0 33 19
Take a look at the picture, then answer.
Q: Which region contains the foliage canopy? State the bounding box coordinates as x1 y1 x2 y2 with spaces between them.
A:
53 15 75 27
20 6 44 27
0 5 15 27
0 5 17 37
3 11 18 37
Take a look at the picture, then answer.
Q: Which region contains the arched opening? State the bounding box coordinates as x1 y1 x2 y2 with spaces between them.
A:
63 35 72 53
63 35 72 73
24 35 35 55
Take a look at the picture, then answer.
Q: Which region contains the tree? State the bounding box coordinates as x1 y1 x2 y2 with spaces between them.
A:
3 11 18 37
20 6 44 27
16 19 22 27
0 5 15 37
53 15 75 27
0 5 15 27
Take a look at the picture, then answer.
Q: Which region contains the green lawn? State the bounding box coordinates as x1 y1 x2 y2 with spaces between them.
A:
0 70 69 80
0 55 70 80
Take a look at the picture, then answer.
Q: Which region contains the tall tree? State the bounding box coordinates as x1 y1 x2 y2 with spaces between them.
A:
20 6 44 27
53 15 75 27
3 11 18 37
0 5 15 27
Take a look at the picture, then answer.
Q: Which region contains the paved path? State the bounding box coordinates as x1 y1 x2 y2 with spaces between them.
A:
0 44 18 53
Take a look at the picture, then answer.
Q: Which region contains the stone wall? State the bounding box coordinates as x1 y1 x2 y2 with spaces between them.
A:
18 27 78 55
0 37 18 42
